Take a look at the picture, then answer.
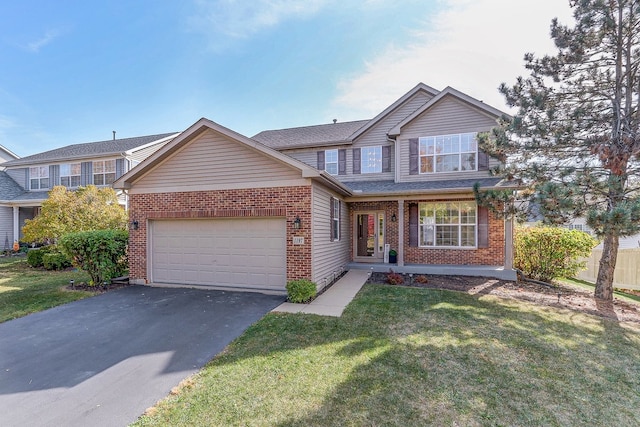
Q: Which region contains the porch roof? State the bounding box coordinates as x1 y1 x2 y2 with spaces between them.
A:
343 177 515 197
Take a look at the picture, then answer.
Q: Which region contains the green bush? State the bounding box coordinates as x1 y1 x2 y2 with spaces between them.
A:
286 279 317 303
26 245 54 268
42 251 72 270
59 229 128 286
514 226 598 282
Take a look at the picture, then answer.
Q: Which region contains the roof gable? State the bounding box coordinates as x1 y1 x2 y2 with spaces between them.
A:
388 86 506 137
348 82 440 141
115 118 352 196
2 133 178 167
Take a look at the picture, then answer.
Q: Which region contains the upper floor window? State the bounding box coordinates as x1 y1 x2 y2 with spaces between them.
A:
419 133 477 173
60 163 81 187
93 160 116 186
361 146 382 174
29 166 49 190
325 149 338 175
419 201 476 247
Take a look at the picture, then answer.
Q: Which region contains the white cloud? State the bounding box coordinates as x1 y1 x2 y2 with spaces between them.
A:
26 29 61 52
331 0 574 119
191 0 330 41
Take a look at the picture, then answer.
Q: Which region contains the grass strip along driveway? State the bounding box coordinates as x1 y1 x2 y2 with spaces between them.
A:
0 257 90 323
134 284 640 427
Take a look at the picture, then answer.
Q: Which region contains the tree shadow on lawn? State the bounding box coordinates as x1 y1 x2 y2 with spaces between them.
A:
227 285 640 427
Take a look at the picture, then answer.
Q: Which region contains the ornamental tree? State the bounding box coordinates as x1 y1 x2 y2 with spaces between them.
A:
476 0 640 300
22 185 128 244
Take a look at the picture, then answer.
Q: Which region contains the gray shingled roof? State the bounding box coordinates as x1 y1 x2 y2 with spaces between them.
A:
343 178 510 195
0 172 27 201
252 120 370 149
3 132 177 167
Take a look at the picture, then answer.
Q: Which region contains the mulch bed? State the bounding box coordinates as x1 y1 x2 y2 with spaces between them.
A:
367 272 640 323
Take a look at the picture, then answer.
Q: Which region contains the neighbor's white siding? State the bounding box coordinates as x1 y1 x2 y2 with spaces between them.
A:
398 96 501 182
6 169 27 190
128 141 172 163
131 129 307 193
311 182 350 289
0 207 14 245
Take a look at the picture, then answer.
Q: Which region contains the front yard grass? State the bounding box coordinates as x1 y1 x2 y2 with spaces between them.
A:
0 257 91 323
133 284 640 427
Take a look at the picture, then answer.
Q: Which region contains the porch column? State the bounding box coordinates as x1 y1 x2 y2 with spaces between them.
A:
12 206 19 243
397 199 405 267
504 217 514 270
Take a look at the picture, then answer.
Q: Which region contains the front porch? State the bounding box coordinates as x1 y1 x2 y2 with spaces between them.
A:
346 262 518 281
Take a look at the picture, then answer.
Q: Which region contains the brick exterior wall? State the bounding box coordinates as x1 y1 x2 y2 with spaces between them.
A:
128 186 312 284
349 199 505 266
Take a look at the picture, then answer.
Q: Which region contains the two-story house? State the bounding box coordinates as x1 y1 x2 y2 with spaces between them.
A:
114 83 517 294
0 132 179 246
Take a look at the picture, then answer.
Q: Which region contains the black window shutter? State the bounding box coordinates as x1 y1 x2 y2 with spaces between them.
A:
329 198 335 241
477 206 489 248
478 150 490 171
409 203 418 247
317 151 325 170
409 138 419 175
353 148 361 174
382 146 391 173
338 149 347 175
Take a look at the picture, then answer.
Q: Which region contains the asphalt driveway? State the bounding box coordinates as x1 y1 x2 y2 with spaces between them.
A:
0 286 284 427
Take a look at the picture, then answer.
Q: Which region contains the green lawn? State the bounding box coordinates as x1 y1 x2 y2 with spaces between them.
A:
0 257 91 323
133 284 640 427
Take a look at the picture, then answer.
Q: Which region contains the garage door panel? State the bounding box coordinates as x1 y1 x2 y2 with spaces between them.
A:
151 219 286 291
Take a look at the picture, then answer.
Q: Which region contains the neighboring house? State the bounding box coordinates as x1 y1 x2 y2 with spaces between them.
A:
0 145 20 169
114 83 518 294
0 132 179 246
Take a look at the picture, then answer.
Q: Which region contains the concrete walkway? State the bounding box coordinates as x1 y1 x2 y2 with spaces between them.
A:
274 270 370 317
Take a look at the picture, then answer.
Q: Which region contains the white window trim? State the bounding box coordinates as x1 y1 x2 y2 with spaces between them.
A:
418 201 477 248
325 149 338 175
419 133 478 174
29 166 49 190
361 145 382 174
332 198 340 241
60 163 81 188
92 159 117 186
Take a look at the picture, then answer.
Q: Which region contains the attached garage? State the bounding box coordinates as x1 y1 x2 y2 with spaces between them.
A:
150 218 286 292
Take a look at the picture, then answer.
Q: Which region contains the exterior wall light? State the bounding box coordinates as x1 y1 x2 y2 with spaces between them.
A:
293 216 301 229
391 213 397 222
131 220 139 230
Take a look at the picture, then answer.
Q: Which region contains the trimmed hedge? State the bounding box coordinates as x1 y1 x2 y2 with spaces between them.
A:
26 245 71 270
286 279 317 303
59 229 128 286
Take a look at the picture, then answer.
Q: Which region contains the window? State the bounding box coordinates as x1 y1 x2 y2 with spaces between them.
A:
419 133 477 173
93 160 116 185
331 198 340 241
361 146 382 173
325 149 338 175
29 166 49 190
60 163 81 187
419 202 476 247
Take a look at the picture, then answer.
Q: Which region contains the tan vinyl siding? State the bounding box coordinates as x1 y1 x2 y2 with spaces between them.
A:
128 141 170 163
398 96 501 182
279 148 324 169
311 182 350 288
131 129 307 193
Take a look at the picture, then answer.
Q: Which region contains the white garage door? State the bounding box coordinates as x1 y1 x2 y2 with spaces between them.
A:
150 218 286 292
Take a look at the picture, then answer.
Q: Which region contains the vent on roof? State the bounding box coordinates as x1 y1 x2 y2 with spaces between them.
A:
112 131 116 140
333 119 337 124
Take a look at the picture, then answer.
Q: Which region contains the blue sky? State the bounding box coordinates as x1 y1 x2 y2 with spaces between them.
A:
0 0 572 156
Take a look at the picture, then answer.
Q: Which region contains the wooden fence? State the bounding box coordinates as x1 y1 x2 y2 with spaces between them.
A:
577 249 640 290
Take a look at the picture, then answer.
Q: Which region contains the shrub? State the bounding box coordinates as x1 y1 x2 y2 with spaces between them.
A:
42 251 72 270
387 269 404 285
414 275 429 284
286 279 317 303
26 245 54 268
59 229 128 286
514 226 598 283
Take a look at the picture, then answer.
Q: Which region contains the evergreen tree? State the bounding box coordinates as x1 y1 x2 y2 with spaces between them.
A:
476 0 640 300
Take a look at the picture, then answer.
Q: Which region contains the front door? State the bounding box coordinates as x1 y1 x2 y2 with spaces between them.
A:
354 212 385 261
